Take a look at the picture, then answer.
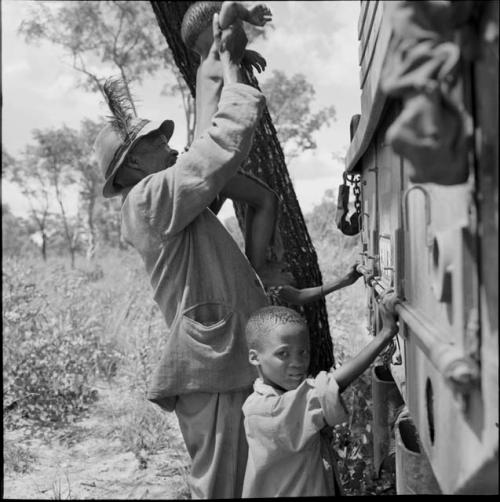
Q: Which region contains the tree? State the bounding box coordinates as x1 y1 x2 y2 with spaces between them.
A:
305 190 360 270
1 204 38 257
94 196 125 250
31 127 82 267
261 70 337 162
75 118 108 260
4 147 54 261
2 147 16 178
19 0 196 143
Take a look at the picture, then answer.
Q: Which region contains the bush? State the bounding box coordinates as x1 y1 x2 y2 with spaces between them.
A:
3 258 122 431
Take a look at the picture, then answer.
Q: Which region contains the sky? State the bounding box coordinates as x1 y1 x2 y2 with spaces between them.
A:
1 0 361 220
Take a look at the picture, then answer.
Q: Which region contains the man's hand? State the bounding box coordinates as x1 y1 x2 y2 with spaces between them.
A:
213 13 248 67
344 262 363 285
247 4 272 26
243 49 267 73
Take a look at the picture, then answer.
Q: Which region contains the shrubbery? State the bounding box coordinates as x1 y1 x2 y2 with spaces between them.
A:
3 258 122 430
3 196 396 494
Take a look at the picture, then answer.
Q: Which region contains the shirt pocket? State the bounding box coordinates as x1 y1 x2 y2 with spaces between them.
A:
181 302 235 354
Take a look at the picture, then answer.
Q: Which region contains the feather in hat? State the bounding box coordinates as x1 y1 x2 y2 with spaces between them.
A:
102 77 137 142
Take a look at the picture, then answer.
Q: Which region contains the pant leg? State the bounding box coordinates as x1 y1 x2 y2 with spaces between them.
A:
175 388 251 499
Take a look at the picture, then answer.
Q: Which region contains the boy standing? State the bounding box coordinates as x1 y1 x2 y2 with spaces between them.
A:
182 1 294 287
242 295 399 497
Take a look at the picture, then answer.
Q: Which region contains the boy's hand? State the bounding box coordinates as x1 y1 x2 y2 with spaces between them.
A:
243 49 267 73
247 4 272 26
344 262 363 285
376 290 399 338
272 284 302 304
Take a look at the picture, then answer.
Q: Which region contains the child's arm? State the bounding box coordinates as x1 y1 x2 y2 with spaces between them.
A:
274 263 362 305
332 292 399 392
219 2 272 29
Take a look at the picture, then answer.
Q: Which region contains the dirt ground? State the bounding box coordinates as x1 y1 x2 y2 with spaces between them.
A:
3 386 191 500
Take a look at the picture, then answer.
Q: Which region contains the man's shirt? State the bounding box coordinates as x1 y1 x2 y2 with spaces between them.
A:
121 84 268 410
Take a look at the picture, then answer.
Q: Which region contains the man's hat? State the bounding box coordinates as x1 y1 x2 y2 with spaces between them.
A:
93 77 174 198
94 118 174 198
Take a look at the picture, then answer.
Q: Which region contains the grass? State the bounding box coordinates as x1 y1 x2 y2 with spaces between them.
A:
3 231 394 496
3 438 38 474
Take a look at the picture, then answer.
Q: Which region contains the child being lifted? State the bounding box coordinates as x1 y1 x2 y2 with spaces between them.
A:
182 1 294 287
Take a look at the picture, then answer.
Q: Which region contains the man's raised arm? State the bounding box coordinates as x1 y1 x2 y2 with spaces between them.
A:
128 13 265 237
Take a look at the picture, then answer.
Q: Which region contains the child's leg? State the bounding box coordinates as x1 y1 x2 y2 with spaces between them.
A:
220 172 278 272
219 2 244 29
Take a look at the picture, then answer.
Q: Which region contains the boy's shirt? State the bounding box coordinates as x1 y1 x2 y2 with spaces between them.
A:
120 84 268 411
242 371 348 497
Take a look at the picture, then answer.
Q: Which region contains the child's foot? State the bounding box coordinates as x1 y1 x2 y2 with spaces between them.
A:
219 1 240 29
257 261 296 288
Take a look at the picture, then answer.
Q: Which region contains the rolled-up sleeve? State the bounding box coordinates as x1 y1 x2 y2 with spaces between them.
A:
313 370 348 427
126 83 264 238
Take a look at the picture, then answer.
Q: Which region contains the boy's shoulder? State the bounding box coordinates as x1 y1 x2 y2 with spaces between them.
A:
243 378 318 418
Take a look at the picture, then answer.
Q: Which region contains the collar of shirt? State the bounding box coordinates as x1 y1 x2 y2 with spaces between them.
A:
253 377 286 397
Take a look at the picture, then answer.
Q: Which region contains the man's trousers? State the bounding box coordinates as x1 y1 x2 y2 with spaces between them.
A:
174 388 252 499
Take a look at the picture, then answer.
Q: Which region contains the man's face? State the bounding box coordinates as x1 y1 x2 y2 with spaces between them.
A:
130 130 179 176
115 130 179 188
250 322 310 392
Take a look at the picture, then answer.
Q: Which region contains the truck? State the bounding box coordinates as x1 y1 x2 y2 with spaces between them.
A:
341 0 498 494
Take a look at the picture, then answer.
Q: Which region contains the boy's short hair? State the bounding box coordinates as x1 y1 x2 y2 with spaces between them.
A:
245 306 308 350
181 1 223 49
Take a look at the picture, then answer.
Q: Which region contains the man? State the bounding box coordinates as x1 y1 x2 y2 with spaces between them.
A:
93 14 268 498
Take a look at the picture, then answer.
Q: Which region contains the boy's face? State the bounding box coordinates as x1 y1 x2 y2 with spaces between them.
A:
249 323 310 392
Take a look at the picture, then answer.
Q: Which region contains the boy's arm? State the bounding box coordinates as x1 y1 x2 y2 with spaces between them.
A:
332 293 399 392
274 263 362 305
321 263 363 296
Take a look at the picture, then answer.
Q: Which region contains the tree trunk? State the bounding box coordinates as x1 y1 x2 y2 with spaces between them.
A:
54 181 76 269
86 195 97 261
150 1 334 373
41 232 47 261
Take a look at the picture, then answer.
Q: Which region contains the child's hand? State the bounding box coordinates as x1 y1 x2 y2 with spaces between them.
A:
272 285 302 304
344 262 363 285
247 4 272 26
243 49 267 73
376 290 399 338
